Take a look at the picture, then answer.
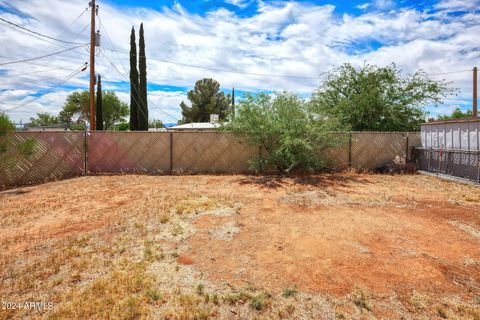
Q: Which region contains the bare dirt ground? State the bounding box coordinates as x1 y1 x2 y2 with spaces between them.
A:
0 173 479 319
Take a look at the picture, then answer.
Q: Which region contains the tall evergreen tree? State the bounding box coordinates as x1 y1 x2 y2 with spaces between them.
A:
96 75 103 130
129 26 139 131
138 23 148 130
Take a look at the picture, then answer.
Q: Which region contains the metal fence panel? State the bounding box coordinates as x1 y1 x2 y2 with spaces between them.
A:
172 131 257 174
87 131 170 174
0 131 85 187
351 132 408 170
417 148 480 183
318 133 350 169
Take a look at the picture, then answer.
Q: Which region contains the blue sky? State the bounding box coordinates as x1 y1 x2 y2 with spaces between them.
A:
0 0 479 123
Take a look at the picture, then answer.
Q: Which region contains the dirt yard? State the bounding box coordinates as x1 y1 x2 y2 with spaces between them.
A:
1 173 479 319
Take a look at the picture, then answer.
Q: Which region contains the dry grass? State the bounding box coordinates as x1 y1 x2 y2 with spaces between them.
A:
1 173 480 319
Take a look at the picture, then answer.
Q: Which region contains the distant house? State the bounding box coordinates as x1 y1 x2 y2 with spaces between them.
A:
168 122 224 131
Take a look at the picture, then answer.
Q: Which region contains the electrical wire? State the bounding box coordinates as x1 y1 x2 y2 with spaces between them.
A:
0 20 68 48
428 69 472 76
0 17 88 45
102 47 325 80
0 63 88 112
0 45 87 66
100 49 178 123
1 63 82 78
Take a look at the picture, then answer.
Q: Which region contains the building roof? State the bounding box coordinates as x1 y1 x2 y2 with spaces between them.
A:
169 122 224 130
422 117 480 125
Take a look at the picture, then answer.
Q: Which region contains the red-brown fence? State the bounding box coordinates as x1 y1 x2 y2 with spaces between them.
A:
0 131 420 188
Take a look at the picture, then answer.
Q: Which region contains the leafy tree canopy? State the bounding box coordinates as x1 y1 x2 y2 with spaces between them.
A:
437 107 473 120
149 119 164 129
226 92 342 173
180 78 231 124
59 91 89 125
29 113 60 127
101 91 129 130
311 63 456 131
58 90 128 130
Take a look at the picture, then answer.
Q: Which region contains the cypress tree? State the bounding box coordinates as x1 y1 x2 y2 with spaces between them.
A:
129 26 139 131
95 75 103 130
138 23 148 130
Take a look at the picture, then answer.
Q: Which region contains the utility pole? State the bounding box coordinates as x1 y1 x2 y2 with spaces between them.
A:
474 66 478 118
89 0 97 130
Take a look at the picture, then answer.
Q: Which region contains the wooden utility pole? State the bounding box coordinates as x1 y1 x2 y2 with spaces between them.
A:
89 0 96 130
474 66 478 118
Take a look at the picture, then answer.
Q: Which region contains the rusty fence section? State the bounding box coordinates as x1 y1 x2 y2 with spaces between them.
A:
0 131 421 187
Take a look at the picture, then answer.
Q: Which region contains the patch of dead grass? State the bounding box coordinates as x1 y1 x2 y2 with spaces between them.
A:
46 261 158 320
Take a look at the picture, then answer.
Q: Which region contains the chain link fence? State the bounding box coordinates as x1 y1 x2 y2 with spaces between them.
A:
417 147 480 183
0 131 85 187
1 131 421 188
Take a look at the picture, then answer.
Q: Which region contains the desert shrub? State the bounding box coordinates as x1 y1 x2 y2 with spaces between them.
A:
0 112 15 154
226 92 343 174
0 113 36 158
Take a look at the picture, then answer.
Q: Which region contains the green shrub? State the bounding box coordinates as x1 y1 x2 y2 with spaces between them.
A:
226 92 343 174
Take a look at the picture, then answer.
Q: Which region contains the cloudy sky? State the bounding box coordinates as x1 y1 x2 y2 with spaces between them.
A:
0 0 478 124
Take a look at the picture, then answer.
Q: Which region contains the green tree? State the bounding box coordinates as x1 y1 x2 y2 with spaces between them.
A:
0 113 36 161
129 26 139 131
102 92 129 130
59 91 128 130
437 107 473 120
137 22 149 130
96 75 104 130
0 112 15 154
58 91 89 125
226 92 341 173
114 122 129 131
180 78 231 123
29 112 60 127
311 63 455 131
149 119 163 129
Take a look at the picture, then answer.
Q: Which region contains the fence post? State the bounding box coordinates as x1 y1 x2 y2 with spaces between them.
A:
348 132 353 169
477 153 480 183
405 134 410 162
169 131 173 174
428 148 431 172
83 131 88 175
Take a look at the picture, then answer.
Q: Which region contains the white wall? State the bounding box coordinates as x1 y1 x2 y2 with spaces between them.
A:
421 120 480 150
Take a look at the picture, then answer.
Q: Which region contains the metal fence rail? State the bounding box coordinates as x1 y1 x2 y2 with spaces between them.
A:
417 147 480 183
0 131 421 188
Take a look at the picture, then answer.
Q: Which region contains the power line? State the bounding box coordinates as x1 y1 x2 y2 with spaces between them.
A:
0 62 88 113
0 45 87 66
100 49 178 123
0 16 88 45
0 20 68 48
102 47 326 80
0 62 83 78
428 69 472 76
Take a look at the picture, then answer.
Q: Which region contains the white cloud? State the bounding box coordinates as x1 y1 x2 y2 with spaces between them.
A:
356 3 371 10
435 0 480 11
224 0 253 9
0 0 479 123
